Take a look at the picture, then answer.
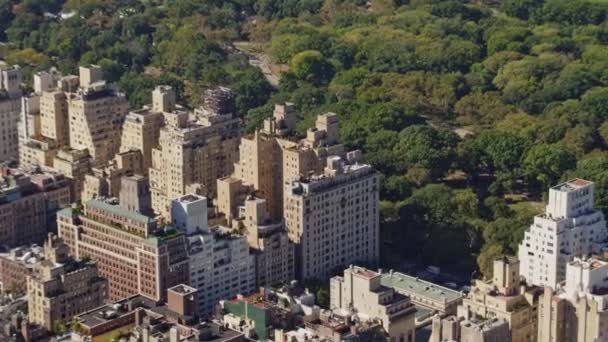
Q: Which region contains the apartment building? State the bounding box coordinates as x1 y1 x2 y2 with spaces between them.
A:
170 194 255 316
80 149 144 201
518 179 607 289
0 165 71 247
57 198 190 302
232 104 344 222
0 244 44 296
119 90 166 173
52 148 91 202
68 65 129 165
330 265 417 342
430 315 512 342
537 256 608 342
285 153 380 280
27 233 107 331
241 196 295 287
0 66 22 161
150 87 241 217
19 70 79 168
457 257 541 342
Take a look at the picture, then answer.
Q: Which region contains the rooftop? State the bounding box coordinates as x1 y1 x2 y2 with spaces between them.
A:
552 178 593 192
85 199 155 226
381 272 463 304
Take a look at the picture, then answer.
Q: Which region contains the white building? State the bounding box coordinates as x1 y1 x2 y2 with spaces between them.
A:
538 256 608 342
171 194 255 316
518 179 607 289
0 66 22 162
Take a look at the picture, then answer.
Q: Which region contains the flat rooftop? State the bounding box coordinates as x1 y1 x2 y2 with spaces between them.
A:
381 272 463 303
552 178 593 192
85 199 155 225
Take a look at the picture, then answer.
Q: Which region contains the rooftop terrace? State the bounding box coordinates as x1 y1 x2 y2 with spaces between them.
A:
552 178 593 192
381 272 463 304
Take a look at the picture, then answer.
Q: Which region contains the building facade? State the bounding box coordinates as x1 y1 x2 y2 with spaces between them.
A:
458 257 540 342
537 256 608 342
170 194 256 316
0 66 22 162
0 244 44 296
430 315 512 342
0 165 71 247
518 179 607 289
67 66 129 165
149 87 241 217
285 154 380 280
330 265 417 342
27 234 107 331
57 198 190 301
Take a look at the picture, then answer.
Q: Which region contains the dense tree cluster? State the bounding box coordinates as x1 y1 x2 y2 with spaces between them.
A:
3 0 608 278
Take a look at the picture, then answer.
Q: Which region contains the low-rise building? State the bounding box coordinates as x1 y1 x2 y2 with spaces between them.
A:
75 285 244 342
0 164 71 247
27 233 108 331
330 265 417 341
381 271 463 316
0 244 44 295
458 257 540 342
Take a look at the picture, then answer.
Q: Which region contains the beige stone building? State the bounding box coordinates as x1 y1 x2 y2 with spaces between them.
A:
119 90 166 173
240 196 295 287
430 315 512 342
53 148 91 202
27 233 107 331
57 198 190 302
458 257 540 342
19 71 79 168
67 66 129 165
230 104 378 281
150 87 241 217
285 153 380 280
330 265 417 342
537 256 608 342
0 65 22 162
81 149 144 201
0 165 71 247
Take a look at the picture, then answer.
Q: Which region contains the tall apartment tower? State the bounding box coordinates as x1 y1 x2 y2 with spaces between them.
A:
285 153 380 280
19 71 77 168
0 66 22 161
171 194 255 316
68 65 129 165
518 179 607 289
242 196 295 287
538 256 608 342
149 87 241 217
27 234 107 331
57 198 190 301
330 266 417 341
120 88 167 173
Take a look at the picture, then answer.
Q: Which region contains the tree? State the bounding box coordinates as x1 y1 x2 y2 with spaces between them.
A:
394 125 459 180
523 144 576 191
289 50 335 85
477 244 504 279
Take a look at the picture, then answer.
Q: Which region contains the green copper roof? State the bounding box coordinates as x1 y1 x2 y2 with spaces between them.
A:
85 199 155 225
